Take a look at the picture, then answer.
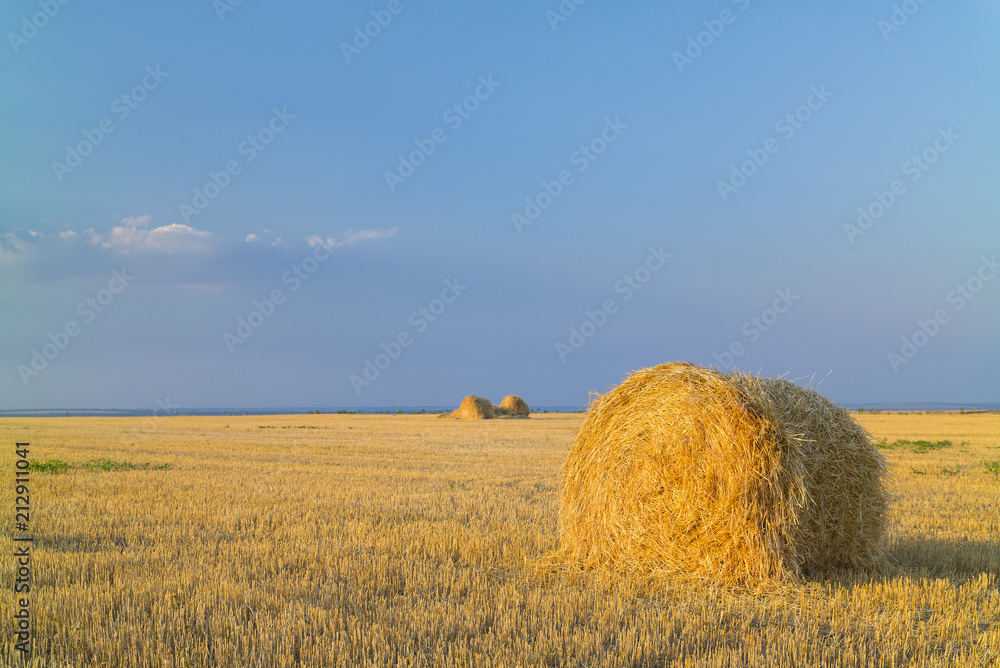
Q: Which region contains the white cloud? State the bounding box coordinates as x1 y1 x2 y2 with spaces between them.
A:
1 218 400 282
88 217 215 254
0 232 28 255
244 230 287 246
5 219 395 259
119 215 152 228
307 227 397 249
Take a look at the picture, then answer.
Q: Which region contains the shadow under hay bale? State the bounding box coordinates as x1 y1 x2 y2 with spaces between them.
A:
558 362 889 587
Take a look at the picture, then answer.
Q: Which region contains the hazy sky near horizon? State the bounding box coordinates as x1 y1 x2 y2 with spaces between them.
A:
2 1 998 410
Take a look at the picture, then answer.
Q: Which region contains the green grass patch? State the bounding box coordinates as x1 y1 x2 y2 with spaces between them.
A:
985 461 1000 476
874 438 952 453
29 459 172 473
28 459 71 474
82 459 173 472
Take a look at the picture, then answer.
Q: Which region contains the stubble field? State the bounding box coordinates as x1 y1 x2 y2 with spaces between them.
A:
1 411 998 667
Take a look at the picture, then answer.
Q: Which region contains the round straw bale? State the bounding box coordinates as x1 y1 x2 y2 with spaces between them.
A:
499 395 530 416
447 395 494 419
558 362 889 586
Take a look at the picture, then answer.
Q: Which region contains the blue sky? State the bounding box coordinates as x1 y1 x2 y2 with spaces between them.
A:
2 1 998 410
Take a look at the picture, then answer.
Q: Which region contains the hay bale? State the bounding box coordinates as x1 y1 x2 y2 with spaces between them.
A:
445 395 494 419
558 362 889 587
499 395 530 416
440 395 531 419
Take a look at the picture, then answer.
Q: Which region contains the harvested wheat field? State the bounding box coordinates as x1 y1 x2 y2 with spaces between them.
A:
559 362 889 587
1 411 998 667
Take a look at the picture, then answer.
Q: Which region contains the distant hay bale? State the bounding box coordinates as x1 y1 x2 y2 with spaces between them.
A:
558 362 889 587
499 395 530 416
440 394 531 419
444 395 495 419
